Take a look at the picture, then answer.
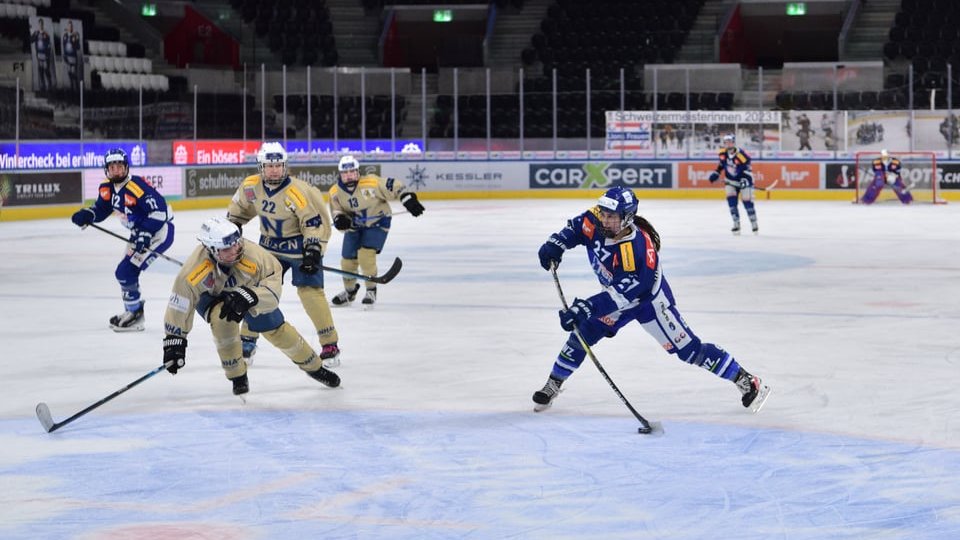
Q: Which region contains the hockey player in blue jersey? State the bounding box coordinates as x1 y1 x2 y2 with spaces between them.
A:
534 187 770 413
70 148 175 331
709 134 758 234
861 149 913 204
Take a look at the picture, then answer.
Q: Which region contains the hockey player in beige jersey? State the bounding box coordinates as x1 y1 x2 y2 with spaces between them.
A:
226 142 343 367
162 217 340 396
328 155 424 308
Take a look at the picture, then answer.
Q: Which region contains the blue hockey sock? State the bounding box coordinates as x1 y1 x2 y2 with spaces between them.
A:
726 196 740 221
687 343 742 381
743 200 756 221
551 335 587 380
120 283 143 312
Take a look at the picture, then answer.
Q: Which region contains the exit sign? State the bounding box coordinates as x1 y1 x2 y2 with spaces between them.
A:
786 2 806 16
141 3 157 16
433 9 452 22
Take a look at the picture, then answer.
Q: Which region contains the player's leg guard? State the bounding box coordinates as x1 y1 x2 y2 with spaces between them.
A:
261 322 340 387
357 247 378 291
115 260 144 312
296 286 341 367
334 258 361 303
861 177 885 204
741 188 758 233
210 311 246 381
533 322 608 411
725 186 741 233
893 178 914 204
240 320 258 365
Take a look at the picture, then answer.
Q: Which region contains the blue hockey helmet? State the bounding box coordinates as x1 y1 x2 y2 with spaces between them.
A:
103 147 130 183
596 186 638 237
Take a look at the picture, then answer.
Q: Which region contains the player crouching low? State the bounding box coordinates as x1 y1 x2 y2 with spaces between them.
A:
861 149 913 204
161 217 340 395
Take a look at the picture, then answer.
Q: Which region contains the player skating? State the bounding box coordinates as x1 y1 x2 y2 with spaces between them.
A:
70 148 174 332
709 134 759 234
860 149 913 204
226 142 343 367
534 187 770 413
328 155 424 308
161 217 340 396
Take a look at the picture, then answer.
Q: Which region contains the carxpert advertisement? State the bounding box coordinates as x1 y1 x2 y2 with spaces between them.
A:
529 162 673 189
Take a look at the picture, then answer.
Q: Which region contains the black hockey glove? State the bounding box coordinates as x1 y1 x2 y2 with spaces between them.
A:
163 335 187 375
333 214 353 231
708 172 720 183
71 208 95 228
559 298 593 332
400 192 425 217
219 287 258 323
299 244 323 275
131 229 153 253
538 238 565 271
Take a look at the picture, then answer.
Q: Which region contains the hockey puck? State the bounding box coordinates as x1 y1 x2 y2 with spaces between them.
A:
638 426 651 434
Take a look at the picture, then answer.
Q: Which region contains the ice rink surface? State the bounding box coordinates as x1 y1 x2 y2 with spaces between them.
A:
2 197 959 539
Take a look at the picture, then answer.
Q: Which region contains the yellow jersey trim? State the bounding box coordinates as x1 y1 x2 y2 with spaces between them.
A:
620 242 636 272
187 259 214 286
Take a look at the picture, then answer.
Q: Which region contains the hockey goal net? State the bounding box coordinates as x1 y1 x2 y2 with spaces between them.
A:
853 151 946 204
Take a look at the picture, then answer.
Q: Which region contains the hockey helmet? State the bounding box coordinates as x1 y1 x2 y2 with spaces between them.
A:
596 187 638 237
722 133 736 151
338 154 360 191
198 216 243 265
880 149 890 164
103 148 130 183
257 142 288 186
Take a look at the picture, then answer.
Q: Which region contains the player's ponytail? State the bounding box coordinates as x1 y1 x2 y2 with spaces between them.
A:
633 216 661 252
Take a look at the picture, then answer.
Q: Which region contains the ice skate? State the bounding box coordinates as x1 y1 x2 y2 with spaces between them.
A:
109 305 144 332
361 288 377 310
735 369 771 413
532 376 564 412
331 284 360 307
308 366 341 388
241 339 258 367
230 373 249 396
731 221 741 236
751 221 759 235
320 342 341 368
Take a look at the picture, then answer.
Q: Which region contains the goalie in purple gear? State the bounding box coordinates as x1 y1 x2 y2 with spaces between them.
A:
534 186 771 413
69 148 175 332
861 149 913 204
709 134 758 234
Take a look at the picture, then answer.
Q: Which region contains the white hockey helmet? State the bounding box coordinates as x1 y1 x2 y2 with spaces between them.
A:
197 216 243 265
338 154 360 190
338 155 359 173
722 133 736 149
880 149 890 163
257 141 288 185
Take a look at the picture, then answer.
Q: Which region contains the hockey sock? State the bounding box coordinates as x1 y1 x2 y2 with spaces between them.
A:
297 286 339 345
262 322 323 372
551 335 587 380
743 200 757 224
685 343 742 381
358 247 378 290
341 258 359 291
726 196 740 222
120 283 143 312
210 317 246 379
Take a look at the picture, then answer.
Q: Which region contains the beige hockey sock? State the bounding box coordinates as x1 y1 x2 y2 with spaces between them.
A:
240 319 259 342
297 286 339 345
358 247 378 290
210 314 246 379
341 257 359 291
262 322 323 372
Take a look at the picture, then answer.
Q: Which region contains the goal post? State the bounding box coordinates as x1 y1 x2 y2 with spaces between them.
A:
853 151 946 204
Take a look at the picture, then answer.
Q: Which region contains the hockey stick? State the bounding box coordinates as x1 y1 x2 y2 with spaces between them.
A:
326 256 403 285
36 362 171 433
754 179 779 192
90 222 402 283
550 264 661 435
354 210 410 222
88 223 185 266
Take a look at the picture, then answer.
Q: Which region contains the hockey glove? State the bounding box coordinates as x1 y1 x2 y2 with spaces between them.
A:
400 192 425 217
163 335 187 375
219 287 259 323
299 244 323 275
559 298 593 332
71 208 95 228
538 238 565 271
131 229 153 253
333 214 353 231
708 172 720 183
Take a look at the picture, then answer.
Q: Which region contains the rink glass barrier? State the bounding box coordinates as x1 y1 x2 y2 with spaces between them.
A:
5 63 960 163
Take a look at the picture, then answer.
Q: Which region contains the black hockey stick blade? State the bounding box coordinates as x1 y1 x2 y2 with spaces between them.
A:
638 421 665 436
35 402 56 433
370 257 403 284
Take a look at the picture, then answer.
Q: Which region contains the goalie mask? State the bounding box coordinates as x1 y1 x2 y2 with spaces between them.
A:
880 149 891 165
257 142 288 187
596 186 638 238
338 155 360 193
103 148 130 184
198 217 243 266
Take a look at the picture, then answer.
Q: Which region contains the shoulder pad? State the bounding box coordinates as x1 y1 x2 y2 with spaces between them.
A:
126 180 145 198
285 186 307 209
358 176 380 188
187 259 214 286
99 185 111 200
236 258 257 274
718 149 727 158
619 241 636 272
581 207 601 239
242 174 261 187
329 184 340 197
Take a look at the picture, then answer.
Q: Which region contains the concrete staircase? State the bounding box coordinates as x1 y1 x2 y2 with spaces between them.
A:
85 2 165 64
401 71 436 139
840 0 899 61
736 68 781 109
675 0 730 64
487 0 551 68
327 0 382 67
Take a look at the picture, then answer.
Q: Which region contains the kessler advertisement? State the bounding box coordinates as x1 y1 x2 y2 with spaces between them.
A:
381 162 526 192
83 167 183 201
